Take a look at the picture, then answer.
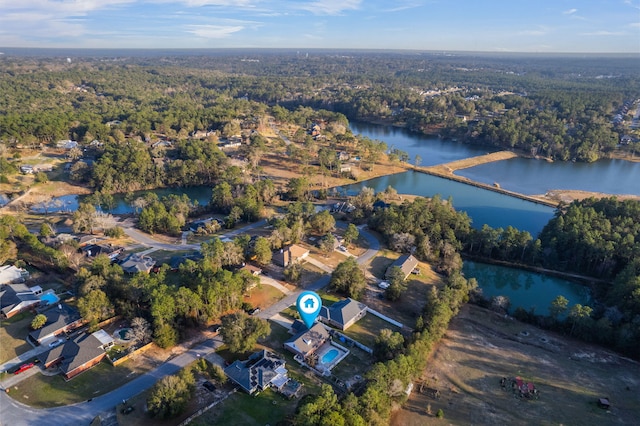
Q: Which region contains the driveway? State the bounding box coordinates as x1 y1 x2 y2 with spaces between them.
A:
0 336 224 426
0 223 380 425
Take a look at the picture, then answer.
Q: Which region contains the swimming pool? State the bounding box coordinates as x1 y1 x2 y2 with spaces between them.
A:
321 348 340 364
40 292 60 305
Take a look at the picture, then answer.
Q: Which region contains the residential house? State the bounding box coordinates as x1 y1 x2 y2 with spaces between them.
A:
28 304 84 345
284 323 330 358
0 283 40 318
337 151 350 161
119 253 156 274
224 350 289 395
240 263 262 276
20 165 34 174
81 244 123 260
56 140 78 150
319 298 367 331
0 265 30 284
272 244 310 268
386 254 419 280
38 331 108 380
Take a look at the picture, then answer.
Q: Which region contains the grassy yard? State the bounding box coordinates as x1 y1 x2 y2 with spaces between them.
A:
192 388 294 426
330 346 373 382
342 313 402 348
7 358 155 408
0 312 34 364
244 284 285 311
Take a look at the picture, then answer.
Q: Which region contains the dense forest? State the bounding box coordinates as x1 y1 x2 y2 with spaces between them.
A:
0 51 638 165
363 194 640 357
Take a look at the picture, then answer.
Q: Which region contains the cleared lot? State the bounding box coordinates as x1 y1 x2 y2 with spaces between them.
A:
392 304 640 426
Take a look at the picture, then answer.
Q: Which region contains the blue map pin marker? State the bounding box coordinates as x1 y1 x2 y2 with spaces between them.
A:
296 291 322 329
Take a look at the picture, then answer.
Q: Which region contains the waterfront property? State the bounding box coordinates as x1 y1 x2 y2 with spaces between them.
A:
386 254 419 280
224 349 290 395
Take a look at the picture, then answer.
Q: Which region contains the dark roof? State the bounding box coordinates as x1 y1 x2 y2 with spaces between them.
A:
119 253 156 274
38 332 105 374
0 283 39 317
224 350 286 394
386 254 419 279
319 298 367 328
81 244 122 258
28 304 81 342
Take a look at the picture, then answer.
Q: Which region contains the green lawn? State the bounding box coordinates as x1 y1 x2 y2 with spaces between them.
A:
8 358 154 408
0 312 33 364
342 313 402 348
191 388 294 426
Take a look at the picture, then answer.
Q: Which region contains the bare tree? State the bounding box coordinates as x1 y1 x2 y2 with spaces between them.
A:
126 317 152 346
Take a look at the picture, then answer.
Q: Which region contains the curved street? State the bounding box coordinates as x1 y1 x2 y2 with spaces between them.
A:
0 221 380 425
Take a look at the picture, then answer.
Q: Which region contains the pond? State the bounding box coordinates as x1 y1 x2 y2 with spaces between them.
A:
463 261 591 316
31 186 213 215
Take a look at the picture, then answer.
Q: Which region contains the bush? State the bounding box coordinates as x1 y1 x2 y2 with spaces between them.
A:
34 172 48 183
436 409 444 419
31 314 47 330
104 226 125 238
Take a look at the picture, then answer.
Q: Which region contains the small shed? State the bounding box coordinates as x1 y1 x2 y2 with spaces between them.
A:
598 398 611 409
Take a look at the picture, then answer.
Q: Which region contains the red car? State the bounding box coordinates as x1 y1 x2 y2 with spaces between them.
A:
14 363 34 375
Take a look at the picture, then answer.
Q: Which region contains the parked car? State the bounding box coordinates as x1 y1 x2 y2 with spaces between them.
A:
48 338 65 348
203 381 216 392
14 363 35 374
338 245 348 252
250 308 261 315
378 281 390 289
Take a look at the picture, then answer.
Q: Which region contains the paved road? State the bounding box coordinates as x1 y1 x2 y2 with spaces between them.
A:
0 336 224 426
0 221 380 425
257 223 380 321
120 219 268 252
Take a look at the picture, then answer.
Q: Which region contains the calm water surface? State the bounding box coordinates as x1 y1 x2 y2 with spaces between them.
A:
463 261 591 316
351 121 640 195
31 186 213 215
350 121 493 166
339 171 555 236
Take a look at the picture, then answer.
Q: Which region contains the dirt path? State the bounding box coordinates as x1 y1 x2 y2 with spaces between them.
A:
392 304 640 426
424 151 518 174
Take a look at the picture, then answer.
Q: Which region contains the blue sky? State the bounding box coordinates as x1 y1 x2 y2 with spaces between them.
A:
0 0 638 52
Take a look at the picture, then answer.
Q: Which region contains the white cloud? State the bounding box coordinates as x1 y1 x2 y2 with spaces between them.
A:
562 8 578 15
185 24 245 38
580 31 625 36
518 26 550 36
630 22 640 28
296 0 361 15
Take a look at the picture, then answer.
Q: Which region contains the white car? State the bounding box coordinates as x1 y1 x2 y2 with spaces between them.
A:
378 281 390 289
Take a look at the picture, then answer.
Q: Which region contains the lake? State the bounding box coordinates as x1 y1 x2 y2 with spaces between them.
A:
31 186 213 215
338 171 555 236
463 261 591 316
350 121 640 196
350 121 493 166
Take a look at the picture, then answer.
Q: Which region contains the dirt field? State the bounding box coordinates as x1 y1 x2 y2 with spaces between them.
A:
392 304 640 426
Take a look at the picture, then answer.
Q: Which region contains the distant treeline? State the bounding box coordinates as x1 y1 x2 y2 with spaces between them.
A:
1 52 638 164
